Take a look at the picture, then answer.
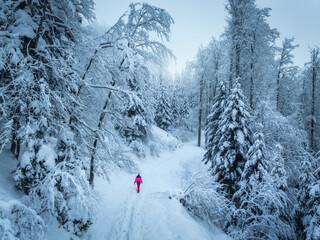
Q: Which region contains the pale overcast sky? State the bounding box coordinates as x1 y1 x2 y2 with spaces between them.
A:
94 0 320 75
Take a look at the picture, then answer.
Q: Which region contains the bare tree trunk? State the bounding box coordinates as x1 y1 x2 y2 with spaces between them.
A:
204 74 210 147
229 49 234 90
310 48 318 151
88 52 127 186
77 49 98 97
213 59 220 99
276 67 281 112
89 81 115 185
198 76 204 147
235 43 240 79
248 32 257 108
10 117 19 159
250 66 254 109
249 38 255 109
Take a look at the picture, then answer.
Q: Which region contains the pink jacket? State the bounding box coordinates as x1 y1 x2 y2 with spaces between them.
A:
134 176 142 184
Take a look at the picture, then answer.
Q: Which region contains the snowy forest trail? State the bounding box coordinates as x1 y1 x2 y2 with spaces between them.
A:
84 141 230 240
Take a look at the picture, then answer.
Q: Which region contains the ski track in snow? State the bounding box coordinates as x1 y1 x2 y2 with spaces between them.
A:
84 141 231 240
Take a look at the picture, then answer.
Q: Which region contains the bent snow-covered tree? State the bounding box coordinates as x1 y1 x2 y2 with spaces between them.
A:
84 3 174 185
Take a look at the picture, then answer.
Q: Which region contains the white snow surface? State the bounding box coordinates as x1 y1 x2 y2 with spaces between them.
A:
84 141 230 240
0 138 231 240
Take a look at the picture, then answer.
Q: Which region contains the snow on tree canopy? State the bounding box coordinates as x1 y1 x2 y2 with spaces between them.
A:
36 143 57 170
203 80 228 165
9 9 38 39
210 79 253 199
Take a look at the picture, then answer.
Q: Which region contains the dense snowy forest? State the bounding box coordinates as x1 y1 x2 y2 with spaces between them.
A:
0 0 320 239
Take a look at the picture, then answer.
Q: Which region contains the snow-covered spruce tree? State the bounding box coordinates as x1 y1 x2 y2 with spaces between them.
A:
271 144 288 191
230 133 295 239
155 86 173 131
13 128 57 194
296 154 316 239
0 0 95 235
0 200 45 239
302 165 320 240
203 80 228 165
169 89 180 128
210 79 252 199
238 133 269 190
28 128 93 236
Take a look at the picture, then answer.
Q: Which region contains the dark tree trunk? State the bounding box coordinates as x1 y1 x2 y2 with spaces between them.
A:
250 65 254 109
89 81 115 186
249 35 255 109
10 117 20 159
276 44 286 113
249 46 254 109
198 76 204 147
229 49 234 90
310 49 318 151
235 43 240 79
213 59 220 99
276 68 281 112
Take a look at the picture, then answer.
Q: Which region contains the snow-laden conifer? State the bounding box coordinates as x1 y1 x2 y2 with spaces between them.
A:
303 166 320 240
203 80 228 165
0 200 45 239
271 144 288 191
211 79 252 198
155 88 173 130
0 0 96 235
28 128 94 236
231 133 296 240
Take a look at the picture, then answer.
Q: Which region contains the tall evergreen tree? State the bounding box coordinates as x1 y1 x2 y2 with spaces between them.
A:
304 167 320 240
211 79 252 198
296 154 316 239
231 133 295 240
203 80 228 164
241 133 268 186
271 144 288 191
155 88 173 130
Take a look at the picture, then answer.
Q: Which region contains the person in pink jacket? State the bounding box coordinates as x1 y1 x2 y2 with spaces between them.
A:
134 173 143 193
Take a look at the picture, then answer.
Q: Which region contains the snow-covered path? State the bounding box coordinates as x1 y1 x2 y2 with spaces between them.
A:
85 142 230 240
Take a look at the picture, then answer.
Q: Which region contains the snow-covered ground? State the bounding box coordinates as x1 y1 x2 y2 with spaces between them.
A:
0 132 230 240
84 140 230 240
